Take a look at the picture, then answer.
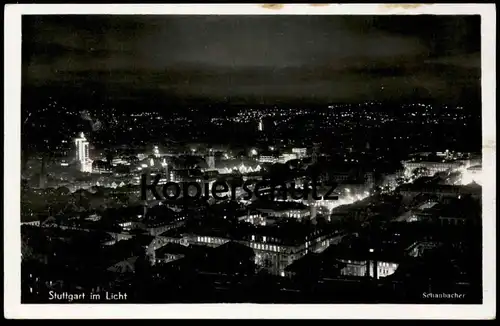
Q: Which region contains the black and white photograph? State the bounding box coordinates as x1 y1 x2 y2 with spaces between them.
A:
4 3 496 320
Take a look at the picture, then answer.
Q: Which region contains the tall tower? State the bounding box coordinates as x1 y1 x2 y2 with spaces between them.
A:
74 132 92 172
206 149 215 170
258 118 263 132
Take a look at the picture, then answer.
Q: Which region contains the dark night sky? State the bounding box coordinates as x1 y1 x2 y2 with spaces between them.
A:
22 15 481 104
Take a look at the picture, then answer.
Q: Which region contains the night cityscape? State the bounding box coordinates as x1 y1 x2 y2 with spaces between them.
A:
20 14 483 304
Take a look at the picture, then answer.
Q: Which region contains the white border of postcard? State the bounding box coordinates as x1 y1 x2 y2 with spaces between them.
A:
4 3 496 320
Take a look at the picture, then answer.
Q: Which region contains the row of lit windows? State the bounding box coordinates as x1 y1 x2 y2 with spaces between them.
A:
378 262 397 268
196 236 225 245
286 212 310 218
249 242 281 252
378 268 394 275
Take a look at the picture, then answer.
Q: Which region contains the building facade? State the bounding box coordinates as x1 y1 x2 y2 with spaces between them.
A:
74 132 93 173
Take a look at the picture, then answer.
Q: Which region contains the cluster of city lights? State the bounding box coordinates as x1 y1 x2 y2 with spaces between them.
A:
458 168 483 186
218 164 262 175
314 190 371 212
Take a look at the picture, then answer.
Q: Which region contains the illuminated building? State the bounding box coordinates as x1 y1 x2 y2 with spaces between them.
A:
111 157 129 166
312 189 371 216
256 207 311 220
460 164 483 185
244 230 344 275
142 216 187 236
402 160 464 177
74 132 92 172
279 153 298 164
237 213 266 226
189 229 343 275
401 152 480 177
194 236 230 248
292 148 307 159
339 259 399 279
153 145 160 158
258 155 277 164
168 169 207 184
258 118 263 131
237 207 311 225
443 149 452 159
22 220 41 227
217 163 262 175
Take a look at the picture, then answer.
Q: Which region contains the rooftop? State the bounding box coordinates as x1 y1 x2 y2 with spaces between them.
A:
155 243 191 257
